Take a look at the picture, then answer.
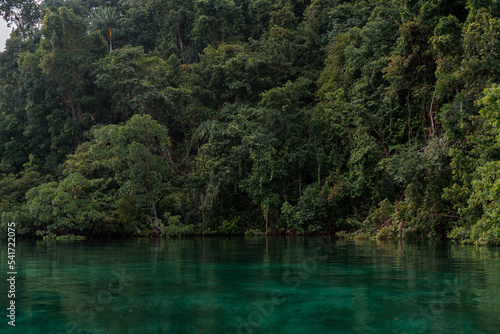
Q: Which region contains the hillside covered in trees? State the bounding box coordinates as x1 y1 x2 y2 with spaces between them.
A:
1 0 500 244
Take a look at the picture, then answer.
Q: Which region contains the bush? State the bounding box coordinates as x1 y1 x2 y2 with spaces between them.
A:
161 213 195 237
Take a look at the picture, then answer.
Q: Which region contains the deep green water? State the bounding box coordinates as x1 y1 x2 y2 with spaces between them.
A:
1 238 499 334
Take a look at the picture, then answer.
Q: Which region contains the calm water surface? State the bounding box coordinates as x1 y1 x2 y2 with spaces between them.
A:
1 238 499 333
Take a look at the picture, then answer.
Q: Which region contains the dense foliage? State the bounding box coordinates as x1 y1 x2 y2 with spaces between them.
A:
1 0 500 244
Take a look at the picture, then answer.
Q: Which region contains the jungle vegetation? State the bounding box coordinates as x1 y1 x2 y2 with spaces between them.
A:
1 0 500 245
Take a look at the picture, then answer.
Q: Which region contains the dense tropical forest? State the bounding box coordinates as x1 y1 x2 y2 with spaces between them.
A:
0 0 499 244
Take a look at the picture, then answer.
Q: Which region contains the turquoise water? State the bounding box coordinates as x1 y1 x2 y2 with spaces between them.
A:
1 238 499 333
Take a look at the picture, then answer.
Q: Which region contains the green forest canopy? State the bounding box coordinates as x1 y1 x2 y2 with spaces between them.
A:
1 0 500 245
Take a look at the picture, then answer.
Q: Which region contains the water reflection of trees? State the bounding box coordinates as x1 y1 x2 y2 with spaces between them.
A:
3 239 499 333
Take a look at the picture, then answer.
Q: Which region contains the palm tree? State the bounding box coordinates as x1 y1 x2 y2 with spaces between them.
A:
90 7 123 51
118 0 134 6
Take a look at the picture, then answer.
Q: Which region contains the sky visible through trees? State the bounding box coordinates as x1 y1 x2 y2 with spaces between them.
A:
0 17 10 50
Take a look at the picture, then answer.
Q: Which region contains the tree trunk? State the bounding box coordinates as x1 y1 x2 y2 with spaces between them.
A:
151 198 161 238
152 198 158 221
109 28 113 52
429 90 436 138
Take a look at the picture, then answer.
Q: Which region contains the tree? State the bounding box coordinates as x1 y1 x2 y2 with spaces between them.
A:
93 46 186 126
446 85 500 245
25 114 172 237
73 114 172 235
90 6 123 51
38 7 107 147
25 172 107 236
0 0 41 35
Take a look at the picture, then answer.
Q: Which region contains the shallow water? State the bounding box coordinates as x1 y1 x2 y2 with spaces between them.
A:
1 238 499 333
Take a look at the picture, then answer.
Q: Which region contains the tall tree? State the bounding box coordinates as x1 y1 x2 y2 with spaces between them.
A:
38 7 107 147
0 0 41 35
90 6 122 51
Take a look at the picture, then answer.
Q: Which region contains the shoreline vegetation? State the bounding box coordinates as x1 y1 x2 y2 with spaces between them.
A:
1 1 500 245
